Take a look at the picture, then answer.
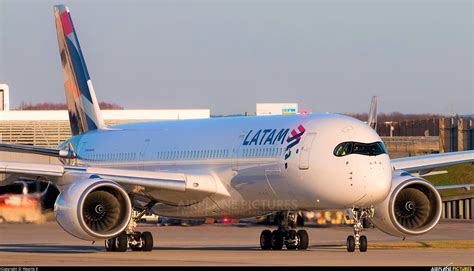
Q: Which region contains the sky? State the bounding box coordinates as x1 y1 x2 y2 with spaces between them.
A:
0 0 472 115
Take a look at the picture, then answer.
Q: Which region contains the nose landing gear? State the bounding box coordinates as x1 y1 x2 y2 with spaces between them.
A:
260 211 309 250
346 207 373 252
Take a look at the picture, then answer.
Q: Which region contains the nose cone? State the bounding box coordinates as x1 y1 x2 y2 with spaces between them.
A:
350 154 392 206
307 152 392 208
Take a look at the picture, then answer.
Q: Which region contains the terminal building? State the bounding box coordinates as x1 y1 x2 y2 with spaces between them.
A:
256 103 298 116
0 84 210 148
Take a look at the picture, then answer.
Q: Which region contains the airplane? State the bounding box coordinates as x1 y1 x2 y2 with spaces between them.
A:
0 5 473 253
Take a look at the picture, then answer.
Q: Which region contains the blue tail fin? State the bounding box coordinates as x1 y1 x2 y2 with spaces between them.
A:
54 5 105 136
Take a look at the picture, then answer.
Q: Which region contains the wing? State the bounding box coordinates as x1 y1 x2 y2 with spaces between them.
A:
434 184 473 190
0 160 229 199
391 150 474 172
0 142 230 200
0 143 74 158
411 170 448 177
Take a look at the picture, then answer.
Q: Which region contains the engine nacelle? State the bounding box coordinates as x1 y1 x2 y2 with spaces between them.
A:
54 178 132 241
370 174 442 238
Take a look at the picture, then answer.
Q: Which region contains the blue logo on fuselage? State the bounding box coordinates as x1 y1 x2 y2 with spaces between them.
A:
242 129 290 146
242 125 306 160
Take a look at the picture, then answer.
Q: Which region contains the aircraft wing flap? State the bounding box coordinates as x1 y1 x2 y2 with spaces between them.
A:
1 161 65 177
391 150 474 172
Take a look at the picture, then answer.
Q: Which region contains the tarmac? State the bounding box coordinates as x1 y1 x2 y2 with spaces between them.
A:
0 220 473 266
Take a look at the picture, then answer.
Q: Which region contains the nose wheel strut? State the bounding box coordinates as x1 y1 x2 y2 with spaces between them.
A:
346 207 373 252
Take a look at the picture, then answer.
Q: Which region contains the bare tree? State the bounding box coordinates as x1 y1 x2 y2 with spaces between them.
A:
16 101 123 110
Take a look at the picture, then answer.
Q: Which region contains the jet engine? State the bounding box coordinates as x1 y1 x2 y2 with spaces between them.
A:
370 174 442 238
54 178 132 241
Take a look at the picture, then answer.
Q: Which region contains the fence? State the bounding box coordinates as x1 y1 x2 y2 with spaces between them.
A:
441 194 474 220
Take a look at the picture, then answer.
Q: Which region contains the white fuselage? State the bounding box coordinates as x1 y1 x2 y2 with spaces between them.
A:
62 113 392 218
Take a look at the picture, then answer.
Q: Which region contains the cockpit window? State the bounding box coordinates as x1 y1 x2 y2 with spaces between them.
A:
334 141 387 157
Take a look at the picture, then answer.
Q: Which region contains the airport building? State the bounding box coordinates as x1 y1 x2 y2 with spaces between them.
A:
0 84 9 111
256 103 299 116
0 84 210 148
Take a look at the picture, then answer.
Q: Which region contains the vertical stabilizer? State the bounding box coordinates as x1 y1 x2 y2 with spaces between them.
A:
368 96 378 130
54 5 105 136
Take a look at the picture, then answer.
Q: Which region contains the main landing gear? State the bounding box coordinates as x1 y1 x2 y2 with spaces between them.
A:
105 201 157 252
346 207 374 252
260 211 309 250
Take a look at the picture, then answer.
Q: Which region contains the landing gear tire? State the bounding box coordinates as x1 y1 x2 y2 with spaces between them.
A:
260 230 272 250
359 235 368 252
346 236 355 252
271 230 284 250
260 211 311 251
285 230 298 250
141 231 154 252
105 238 115 252
130 232 143 251
115 232 128 252
297 230 309 250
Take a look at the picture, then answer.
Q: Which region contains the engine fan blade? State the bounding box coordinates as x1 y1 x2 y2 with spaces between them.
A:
394 188 431 229
83 190 122 233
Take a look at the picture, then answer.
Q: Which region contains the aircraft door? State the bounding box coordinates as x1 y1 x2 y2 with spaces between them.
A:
298 133 316 170
139 139 151 169
231 133 246 171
